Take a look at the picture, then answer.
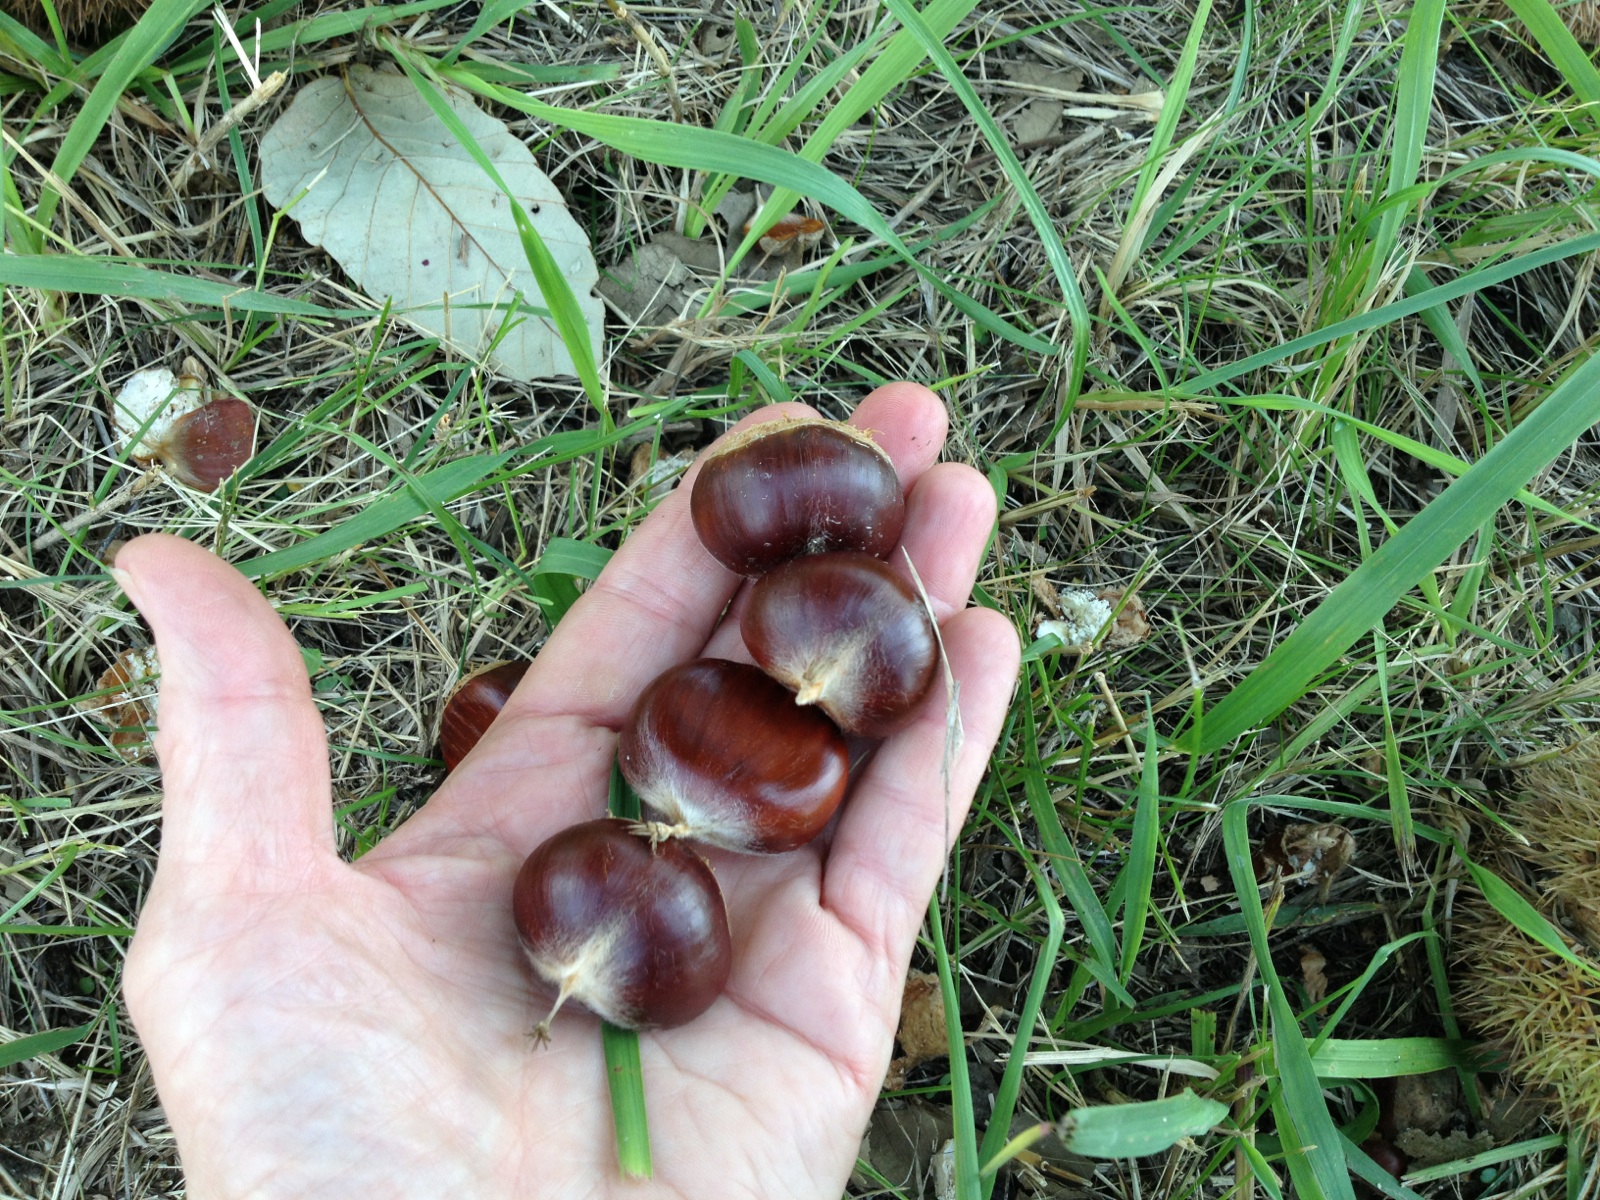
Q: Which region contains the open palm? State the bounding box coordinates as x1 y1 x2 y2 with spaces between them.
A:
114 384 1021 1200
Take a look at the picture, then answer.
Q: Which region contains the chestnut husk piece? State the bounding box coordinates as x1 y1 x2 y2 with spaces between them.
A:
512 818 732 1036
742 552 938 737
618 658 850 854
690 417 905 576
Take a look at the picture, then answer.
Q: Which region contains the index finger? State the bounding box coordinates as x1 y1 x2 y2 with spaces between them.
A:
501 383 951 731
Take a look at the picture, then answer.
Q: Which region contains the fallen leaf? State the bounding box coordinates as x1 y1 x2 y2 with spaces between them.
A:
1256 823 1356 899
850 1104 953 1192
743 213 826 257
1299 945 1328 1004
1012 97 1063 144
884 969 946 1089
259 66 603 383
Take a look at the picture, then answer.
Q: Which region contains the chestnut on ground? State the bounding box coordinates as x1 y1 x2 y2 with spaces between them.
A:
743 552 938 737
618 659 850 854
153 397 256 491
439 660 530 770
690 417 905 576
512 818 732 1037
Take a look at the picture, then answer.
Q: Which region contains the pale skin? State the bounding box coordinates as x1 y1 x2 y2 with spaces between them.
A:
114 383 1022 1199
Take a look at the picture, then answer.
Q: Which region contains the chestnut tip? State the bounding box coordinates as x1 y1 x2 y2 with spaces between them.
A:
513 818 732 1033
742 552 938 738
618 659 850 854
628 819 693 850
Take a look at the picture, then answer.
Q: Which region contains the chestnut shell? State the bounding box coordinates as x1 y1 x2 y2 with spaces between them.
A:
742 552 938 737
440 660 531 770
512 818 731 1031
690 417 905 576
159 397 256 491
618 658 850 854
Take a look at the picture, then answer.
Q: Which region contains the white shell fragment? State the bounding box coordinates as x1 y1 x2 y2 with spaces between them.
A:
111 368 206 460
1036 590 1113 652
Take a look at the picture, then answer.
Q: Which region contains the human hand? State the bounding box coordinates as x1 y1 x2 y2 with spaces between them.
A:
115 383 1021 1199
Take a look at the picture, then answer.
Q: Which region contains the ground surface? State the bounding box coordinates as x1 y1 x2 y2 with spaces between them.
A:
2 0 1600 1196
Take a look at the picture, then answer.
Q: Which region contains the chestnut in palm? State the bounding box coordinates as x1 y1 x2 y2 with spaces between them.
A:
743 552 938 737
690 417 905 576
440 660 530 770
618 659 850 854
512 818 732 1037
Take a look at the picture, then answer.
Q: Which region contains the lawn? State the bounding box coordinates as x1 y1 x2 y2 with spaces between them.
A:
2 0 1599 1196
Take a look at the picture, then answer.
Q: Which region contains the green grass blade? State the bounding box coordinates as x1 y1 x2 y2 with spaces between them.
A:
1061 1090 1229 1159
601 761 650 1178
1211 391 1590 530
1222 803 1356 1200
1117 720 1160 984
1309 1037 1483 1078
533 538 613 624
1465 857 1600 983
1403 1133 1565 1184
879 0 1091 402
393 52 607 420
1369 0 1444 274
0 10 71 75
437 62 1054 357
1496 0 1600 116
1185 228 1600 394
738 0 979 254
1022 703 1120 987
1342 1132 1429 1200
977 834 1064 1200
0 843 79 926
0 255 346 315
930 894 980 1200
0 1020 95 1068
36 0 208 231
1103 0 1212 298
1404 266 1487 405
599 1017 651 1179
237 448 514 579
1184 344 1600 754
238 408 681 579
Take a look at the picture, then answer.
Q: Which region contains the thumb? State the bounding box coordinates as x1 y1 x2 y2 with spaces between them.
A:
112 534 334 876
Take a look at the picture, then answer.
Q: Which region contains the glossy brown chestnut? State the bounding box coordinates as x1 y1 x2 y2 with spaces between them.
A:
156 396 256 491
512 818 731 1037
743 552 938 737
440 660 530 770
690 417 905 576
618 658 849 854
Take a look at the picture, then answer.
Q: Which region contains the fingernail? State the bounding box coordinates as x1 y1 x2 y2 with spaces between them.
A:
109 565 140 603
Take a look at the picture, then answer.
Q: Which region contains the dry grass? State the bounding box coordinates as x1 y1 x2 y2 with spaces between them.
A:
3 0 1600 1196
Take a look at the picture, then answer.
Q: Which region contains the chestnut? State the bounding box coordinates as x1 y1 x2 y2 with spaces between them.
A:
618 658 850 854
111 366 256 492
440 660 530 770
157 396 256 491
742 552 937 737
513 818 731 1036
690 417 905 576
